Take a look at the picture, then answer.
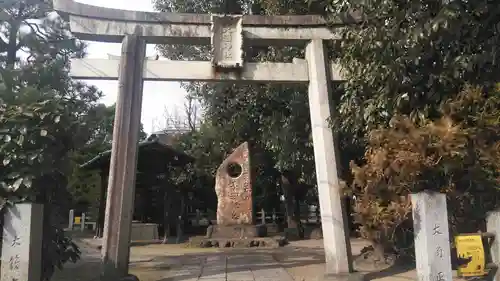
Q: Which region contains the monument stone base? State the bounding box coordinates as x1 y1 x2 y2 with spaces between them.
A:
188 223 287 248
209 224 267 239
188 236 287 248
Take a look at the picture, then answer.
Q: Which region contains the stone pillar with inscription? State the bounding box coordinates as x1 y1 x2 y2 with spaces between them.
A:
411 191 453 281
1 203 43 281
81 212 86 232
212 142 259 238
68 209 74 230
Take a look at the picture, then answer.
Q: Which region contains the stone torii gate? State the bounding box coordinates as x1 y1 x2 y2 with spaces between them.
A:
52 0 353 279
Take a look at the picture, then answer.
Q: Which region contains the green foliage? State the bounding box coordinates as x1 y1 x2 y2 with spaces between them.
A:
153 0 321 214
67 155 101 216
1 83 67 196
0 65 101 203
317 0 500 139
65 103 146 216
0 1 112 280
347 86 500 257
307 0 500 258
0 69 95 280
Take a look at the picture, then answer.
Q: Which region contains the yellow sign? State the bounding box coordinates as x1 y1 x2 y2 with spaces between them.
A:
74 216 81 224
455 234 486 277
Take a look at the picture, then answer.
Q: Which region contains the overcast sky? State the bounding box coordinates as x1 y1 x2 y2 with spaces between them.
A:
77 0 188 134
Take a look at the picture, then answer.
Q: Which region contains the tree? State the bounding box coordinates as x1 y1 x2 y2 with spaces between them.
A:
152 94 223 214
347 86 500 261
309 0 500 138
154 94 202 133
299 0 500 259
67 103 148 222
153 0 324 232
0 1 106 279
66 104 115 218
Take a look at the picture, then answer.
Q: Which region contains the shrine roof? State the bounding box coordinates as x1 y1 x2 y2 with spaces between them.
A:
80 138 194 172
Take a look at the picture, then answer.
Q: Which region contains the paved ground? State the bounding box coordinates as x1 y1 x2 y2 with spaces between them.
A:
50 237 379 281
50 235 465 281
52 242 295 281
51 240 102 281
157 253 295 281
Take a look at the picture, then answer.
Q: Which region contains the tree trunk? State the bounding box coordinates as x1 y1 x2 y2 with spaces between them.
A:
294 195 302 225
6 16 21 67
281 174 301 229
96 171 107 238
162 190 170 244
176 195 185 243
371 242 386 262
294 194 305 238
283 184 297 228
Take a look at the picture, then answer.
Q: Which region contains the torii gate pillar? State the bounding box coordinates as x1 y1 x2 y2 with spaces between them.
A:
306 39 353 275
101 27 146 279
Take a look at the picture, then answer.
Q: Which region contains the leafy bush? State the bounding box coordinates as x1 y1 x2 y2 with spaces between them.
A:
347 86 500 259
0 64 100 280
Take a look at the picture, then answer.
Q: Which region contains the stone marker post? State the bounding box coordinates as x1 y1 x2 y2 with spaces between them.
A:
196 209 201 226
101 26 146 279
306 39 353 275
1 203 44 281
487 210 500 281
68 209 74 230
81 212 86 232
261 208 266 224
411 191 452 281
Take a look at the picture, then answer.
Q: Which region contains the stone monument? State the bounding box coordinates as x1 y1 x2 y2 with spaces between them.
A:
212 142 258 238
194 142 285 248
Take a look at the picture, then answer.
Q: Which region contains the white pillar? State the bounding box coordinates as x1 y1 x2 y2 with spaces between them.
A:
487 210 500 281
306 39 353 275
1 203 43 281
68 209 74 230
411 192 452 281
101 26 146 279
81 212 86 232
196 209 201 226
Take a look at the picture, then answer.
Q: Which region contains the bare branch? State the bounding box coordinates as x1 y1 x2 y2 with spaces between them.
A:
156 96 201 134
183 95 200 132
23 20 50 41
